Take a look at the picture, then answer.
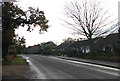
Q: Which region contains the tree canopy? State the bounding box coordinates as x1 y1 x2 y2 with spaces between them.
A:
2 2 49 58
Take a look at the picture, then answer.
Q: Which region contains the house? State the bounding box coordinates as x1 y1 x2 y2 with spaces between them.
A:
55 33 119 54
26 41 57 54
41 41 57 51
26 45 40 54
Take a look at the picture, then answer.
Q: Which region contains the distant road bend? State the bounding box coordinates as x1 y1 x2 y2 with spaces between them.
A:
23 54 119 79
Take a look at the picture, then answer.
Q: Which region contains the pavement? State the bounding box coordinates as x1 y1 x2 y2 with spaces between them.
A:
22 54 120 79
2 65 30 79
57 56 120 69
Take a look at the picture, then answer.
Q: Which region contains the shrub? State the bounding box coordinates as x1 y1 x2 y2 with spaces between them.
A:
5 54 16 61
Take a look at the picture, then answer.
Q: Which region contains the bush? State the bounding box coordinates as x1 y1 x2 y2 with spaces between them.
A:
5 54 16 62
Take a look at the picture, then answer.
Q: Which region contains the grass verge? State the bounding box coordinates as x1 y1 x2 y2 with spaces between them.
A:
3 55 28 65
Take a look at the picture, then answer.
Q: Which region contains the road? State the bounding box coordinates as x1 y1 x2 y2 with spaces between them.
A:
23 54 119 79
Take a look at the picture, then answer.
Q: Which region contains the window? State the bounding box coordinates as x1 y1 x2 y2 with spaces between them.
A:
86 46 90 53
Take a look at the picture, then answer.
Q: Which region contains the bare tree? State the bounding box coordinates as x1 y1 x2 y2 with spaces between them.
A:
64 0 116 40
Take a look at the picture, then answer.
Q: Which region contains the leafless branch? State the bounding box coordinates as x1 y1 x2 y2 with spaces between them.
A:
64 0 116 40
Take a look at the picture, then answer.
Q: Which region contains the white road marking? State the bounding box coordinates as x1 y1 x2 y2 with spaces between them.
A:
28 60 46 79
21 55 47 79
49 57 120 76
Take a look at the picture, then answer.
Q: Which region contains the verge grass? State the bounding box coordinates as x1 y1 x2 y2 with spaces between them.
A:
3 55 28 65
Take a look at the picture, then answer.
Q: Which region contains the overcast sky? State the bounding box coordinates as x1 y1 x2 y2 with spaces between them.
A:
15 0 119 47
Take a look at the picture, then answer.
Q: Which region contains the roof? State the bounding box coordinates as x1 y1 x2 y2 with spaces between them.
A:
56 33 118 49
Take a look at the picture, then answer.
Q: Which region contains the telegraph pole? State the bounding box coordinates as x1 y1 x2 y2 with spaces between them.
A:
118 2 120 65
118 27 120 52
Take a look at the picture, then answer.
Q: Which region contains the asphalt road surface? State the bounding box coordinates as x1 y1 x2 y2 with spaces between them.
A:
23 54 119 79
